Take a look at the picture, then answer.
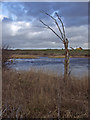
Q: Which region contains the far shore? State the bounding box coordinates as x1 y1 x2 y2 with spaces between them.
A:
5 49 90 60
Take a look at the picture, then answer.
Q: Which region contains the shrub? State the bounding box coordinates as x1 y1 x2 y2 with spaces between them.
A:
2 45 11 67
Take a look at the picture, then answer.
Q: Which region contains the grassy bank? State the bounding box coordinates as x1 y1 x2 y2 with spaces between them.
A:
11 54 39 59
11 54 90 59
2 69 88 118
8 49 90 59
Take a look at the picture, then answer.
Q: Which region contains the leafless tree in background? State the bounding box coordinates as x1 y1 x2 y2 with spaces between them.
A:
40 11 70 81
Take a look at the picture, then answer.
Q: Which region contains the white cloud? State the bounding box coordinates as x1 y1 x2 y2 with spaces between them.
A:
66 25 88 48
52 42 56 44
3 21 31 36
11 24 20 36
2 19 88 49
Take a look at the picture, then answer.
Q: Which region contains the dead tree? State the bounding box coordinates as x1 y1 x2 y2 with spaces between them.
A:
40 11 70 119
40 11 70 80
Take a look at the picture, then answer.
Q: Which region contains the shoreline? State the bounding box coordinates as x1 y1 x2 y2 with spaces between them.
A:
11 54 90 59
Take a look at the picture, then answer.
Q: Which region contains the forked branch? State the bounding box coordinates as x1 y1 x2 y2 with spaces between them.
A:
55 12 66 39
41 11 64 39
40 19 63 42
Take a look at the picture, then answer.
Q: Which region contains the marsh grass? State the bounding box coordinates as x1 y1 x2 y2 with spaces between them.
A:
11 54 39 59
2 69 88 118
7 49 90 59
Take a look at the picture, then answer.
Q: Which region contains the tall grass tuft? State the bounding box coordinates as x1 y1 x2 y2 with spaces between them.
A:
2 69 88 118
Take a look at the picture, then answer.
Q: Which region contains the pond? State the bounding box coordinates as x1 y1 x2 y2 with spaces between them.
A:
7 57 89 77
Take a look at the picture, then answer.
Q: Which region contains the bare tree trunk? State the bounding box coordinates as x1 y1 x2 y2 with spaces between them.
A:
64 39 69 81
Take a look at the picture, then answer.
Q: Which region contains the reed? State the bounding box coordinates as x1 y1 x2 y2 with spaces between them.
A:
11 54 38 59
2 69 88 118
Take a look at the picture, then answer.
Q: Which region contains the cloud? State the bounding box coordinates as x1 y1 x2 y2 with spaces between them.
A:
1 2 88 49
2 18 88 49
66 25 88 48
2 2 88 26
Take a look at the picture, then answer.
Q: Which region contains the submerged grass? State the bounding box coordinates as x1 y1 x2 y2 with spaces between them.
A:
2 69 88 118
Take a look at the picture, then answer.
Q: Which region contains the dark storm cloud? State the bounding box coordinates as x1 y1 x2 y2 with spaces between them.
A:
2 2 88 26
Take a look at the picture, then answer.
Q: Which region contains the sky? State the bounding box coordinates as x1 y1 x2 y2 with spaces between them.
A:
0 2 88 49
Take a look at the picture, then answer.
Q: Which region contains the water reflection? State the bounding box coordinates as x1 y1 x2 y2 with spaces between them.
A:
7 57 89 77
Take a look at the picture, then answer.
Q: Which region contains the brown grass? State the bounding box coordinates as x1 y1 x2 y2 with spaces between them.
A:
11 54 39 59
11 54 90 59
2 69 88 118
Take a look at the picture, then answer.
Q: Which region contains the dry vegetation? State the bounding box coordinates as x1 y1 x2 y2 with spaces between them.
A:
11 54 39 59
7 49 90 59
2 47 12 67
2 69 88 119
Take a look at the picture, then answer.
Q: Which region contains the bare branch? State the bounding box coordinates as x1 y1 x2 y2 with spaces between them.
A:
41 11 55 21
40 19 63 42
40 11 64 39
55 12 66 39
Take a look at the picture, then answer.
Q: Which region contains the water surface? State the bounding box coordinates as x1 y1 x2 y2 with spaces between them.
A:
7 57 89 77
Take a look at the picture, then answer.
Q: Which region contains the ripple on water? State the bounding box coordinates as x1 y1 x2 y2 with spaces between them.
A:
7 57 89 77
